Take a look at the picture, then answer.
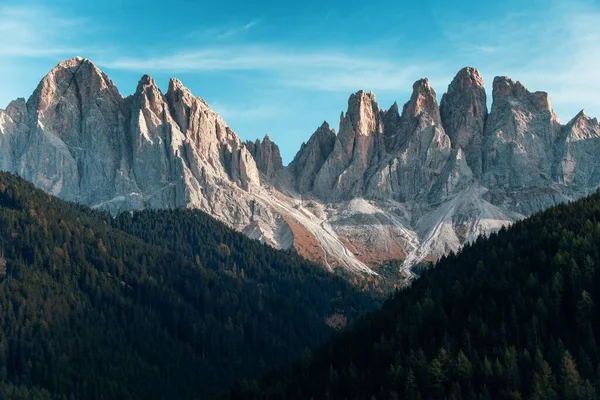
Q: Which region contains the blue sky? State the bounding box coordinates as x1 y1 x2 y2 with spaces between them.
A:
1 0 599 163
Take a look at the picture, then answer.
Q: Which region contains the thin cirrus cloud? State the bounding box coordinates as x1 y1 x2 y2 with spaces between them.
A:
0 5 89 108
98 47 443 93
183 19 262 41
217 19 261 39
0 5 84 57
92 0 600 114
3 0 600 123
211 102 287 121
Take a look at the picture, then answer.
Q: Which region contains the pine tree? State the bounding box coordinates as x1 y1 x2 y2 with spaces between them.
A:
531 353 557 400
456 350 473 382
561 351 583 400
405 369 420 400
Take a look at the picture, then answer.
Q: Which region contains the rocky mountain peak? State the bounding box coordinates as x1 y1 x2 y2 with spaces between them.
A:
490 76 559 122
383 101 401 151
45 56 117 95
402 78 440 122
166 78 195 133
246 133 284 180
136 74 159 94
166 77 203 109
319 120 333 132
569 109 589 126
413 77 433 93
492 76 555 115
167 77 187 92
440 67 487 175
290 121 336 193
449 67 484 91
5 98 28 125
56 56 89 71
133 74 166 117
28 57 121 119
312 90 385 198
554 109 600 189
563 109 600 140
343 90 380 137
492 76 521 97
483 76 562 191
531 91 553 114
316 121 335 138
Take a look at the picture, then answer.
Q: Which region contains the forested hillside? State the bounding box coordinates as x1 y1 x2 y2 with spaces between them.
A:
228 189 600 399
0 173 376 399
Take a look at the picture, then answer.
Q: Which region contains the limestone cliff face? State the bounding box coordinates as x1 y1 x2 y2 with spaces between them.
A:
393 78 454 201
164 77 260 193
289 121 335 193
554 111 600 196
482 76 561 190
0 57 260 216
19 57 132 205
382 101 400 152
246 134 287 189
366 79 454 202
440 67 487 176
313 91 384 199
3 57 600 278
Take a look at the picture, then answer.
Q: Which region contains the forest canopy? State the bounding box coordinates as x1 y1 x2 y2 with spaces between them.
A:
0 172 377 399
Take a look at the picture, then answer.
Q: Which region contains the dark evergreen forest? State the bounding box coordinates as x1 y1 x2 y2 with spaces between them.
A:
0 173 377 399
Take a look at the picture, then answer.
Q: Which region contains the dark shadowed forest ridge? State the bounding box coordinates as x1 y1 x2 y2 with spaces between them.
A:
0 172 377 399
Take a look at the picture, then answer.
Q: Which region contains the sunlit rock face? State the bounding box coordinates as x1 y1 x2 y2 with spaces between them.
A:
3 57 600 278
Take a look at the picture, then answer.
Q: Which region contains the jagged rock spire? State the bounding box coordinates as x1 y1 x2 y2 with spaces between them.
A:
246 134 284 180
482 76 561 190
289 121 336 193
312 90 384 199
5 98 28 125
343 90 380 137
401 78 440 122
383 101 400 152
166 78 194 133
440 66 487 176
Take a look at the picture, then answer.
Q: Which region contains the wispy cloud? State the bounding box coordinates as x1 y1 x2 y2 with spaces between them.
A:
212 102 286 120
4 0 600 124
95 0 600 106
99 46 443 93
0 5 84 57
0 4 91 108
217 19 261 39
183 19 261 42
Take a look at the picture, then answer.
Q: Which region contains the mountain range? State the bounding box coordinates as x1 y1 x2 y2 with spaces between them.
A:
2 57 600 277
